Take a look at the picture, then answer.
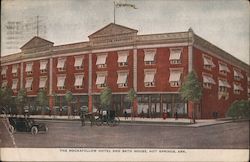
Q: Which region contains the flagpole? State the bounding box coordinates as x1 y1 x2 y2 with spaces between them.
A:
113 1 116 24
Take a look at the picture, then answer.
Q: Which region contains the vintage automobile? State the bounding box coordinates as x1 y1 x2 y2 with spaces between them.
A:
8 117 48 135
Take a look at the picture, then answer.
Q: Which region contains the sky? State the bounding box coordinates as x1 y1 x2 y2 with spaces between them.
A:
1 0 249 64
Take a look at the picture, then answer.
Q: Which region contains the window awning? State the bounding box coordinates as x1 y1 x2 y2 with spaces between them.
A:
25 63 33 72
40 60 48 70
12 64 18 73
12 80 18 89
57 58 66 68
117 73 128 84
74 75 84 86
169 49 181 60
118 54 128 63
219 80 231 88
233 84 243 91
1 66 7 75
233 70 243 78
74 56 83 67
96 74 106 84
219 64 230 72
1 81 7 88
203 75 216 84
144 72 155 83
57 76 66 87
203 57 215 67
25 78 33 88
144 52 155 62
169 71 181 82
39 77 47 88
96 55 107 65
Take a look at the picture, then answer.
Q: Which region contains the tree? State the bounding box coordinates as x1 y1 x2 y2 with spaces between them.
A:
127 88 137 119
100 87 112 110
0 87 15 114
36 89 48 115
15 88 28 115
226 100 250 119
65 90 73 117
179 71 203 122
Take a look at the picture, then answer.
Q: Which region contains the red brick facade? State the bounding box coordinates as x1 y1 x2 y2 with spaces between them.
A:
1 23 249 118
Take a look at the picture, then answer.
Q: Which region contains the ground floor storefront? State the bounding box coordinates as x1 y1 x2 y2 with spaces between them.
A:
11 94 188 118
92 94 188 118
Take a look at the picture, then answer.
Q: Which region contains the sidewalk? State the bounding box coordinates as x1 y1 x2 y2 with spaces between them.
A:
1 114 236 127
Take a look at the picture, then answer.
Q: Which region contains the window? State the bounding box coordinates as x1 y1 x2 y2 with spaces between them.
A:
12 79 18 91
96 54 107 68
74 74 84 89
219 63 230 75
203 55 215 70
203 74 216 89
169 70 182 87
57 75 66 90
12 64 18 77
144 70 156 87
25 62 33 75
233 69 243 81
1 81 7 89
39 77 47 90
40 60 48 73
1 66 7 78
25 78 33 91
144 49 156 65
218 79 230 100
169 48 182 64
117 72 128 88
218 79 231 92
57 58 66 71
96 73 107 88
118 51 128 67
233 83 243 94
74 56 84 70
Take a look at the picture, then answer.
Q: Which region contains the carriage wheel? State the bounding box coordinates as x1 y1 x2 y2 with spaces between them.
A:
95 118 102 126
108 119 118 127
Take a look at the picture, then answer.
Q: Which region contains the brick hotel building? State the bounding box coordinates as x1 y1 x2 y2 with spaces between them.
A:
1 23 249 119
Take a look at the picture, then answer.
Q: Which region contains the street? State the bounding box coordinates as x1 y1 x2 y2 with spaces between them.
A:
0 119 249 149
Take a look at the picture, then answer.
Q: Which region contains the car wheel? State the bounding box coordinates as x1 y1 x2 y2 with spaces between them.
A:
9 125 15 133
31 126 38 135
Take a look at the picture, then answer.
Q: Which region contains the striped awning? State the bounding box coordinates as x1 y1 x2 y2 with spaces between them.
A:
169 71 181 82
74 75 84 86
203 75 216 84
219 80 231 88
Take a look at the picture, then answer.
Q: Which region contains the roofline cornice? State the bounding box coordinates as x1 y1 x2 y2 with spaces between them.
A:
193 34 249 72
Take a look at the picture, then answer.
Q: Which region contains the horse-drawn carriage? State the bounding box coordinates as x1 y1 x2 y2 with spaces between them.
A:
80 107 120 127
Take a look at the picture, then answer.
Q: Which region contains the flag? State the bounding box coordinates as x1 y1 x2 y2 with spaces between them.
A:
115 3 137 9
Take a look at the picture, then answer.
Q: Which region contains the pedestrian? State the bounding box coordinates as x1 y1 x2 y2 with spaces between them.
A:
59 108 62 116
124 110 128 120
80 111 85 126
167 108 170 117
174 111 178 120
141 110 144 118
163 109 167 120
